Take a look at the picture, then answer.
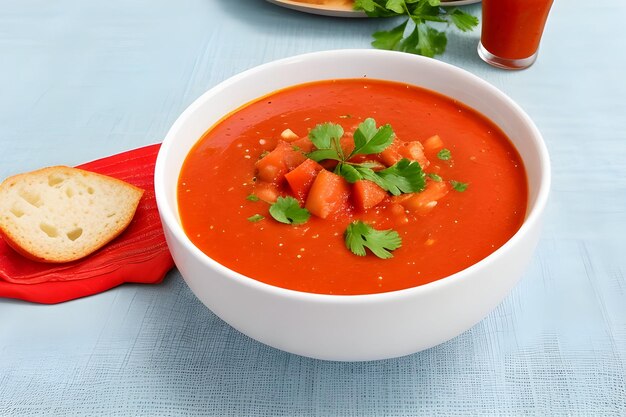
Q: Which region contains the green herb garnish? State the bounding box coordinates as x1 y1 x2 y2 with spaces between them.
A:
269 196 311 225
350 118 395 157
247 214 264 223
353 0 479 58
427 173 442 182
377 158 426 195
345 221 402 259
246 194 260 202
307 123 345 162
437 148 452 161
450 180 468 192
306 118 423 196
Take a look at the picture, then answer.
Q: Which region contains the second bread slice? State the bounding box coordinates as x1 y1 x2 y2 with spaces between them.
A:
0 166 144 263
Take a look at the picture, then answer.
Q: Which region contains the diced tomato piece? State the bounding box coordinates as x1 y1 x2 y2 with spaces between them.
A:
400 141 430 169
352 180 387 211
291 137 314 153
381 140 430 168
255 142 288 183
255 141 305 184
398 181 449 216
305 170 350 219
285 159 324 203
422 135 444 153
379 139 403 167
253 182 280 204
284 149 306 171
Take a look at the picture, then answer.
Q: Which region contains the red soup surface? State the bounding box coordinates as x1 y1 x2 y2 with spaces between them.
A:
178 79 528 295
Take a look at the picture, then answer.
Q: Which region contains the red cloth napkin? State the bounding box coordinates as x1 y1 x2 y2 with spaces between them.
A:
0 144 174 303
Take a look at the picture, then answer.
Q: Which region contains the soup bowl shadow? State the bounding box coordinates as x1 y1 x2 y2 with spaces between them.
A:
155 49 550 361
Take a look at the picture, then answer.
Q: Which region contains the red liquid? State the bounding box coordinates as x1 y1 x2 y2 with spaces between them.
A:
481 0 554 60
178 79 528 295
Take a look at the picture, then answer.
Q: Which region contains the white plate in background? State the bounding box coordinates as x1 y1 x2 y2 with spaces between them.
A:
265 0 481 18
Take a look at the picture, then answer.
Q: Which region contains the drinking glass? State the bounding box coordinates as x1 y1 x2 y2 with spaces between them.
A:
478 0 554 70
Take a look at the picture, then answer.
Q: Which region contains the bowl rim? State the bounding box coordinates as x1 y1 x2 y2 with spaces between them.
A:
155 49 551 304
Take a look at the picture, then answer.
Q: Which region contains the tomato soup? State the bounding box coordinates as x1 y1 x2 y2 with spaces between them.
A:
178 79 528 295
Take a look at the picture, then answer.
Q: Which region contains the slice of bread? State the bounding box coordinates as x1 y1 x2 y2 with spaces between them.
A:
0 166 144 263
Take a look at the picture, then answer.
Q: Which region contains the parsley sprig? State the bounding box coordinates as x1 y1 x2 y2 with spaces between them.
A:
269 196 311 225
345 221 402 259
307 118 425 195
354 0 479 58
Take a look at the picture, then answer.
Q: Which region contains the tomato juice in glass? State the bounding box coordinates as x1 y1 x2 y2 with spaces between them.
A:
478 0 554 70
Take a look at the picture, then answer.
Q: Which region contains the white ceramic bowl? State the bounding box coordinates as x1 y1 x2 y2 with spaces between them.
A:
155 50 550 361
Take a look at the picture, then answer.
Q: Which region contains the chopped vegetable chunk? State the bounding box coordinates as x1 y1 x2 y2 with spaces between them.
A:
400 141 430 169
291 137 315 153
379 139 403 167
305 170 350 219
285 159 324 203
352 180 387 211
422 134 444 153
396 181 449 215
255 141 306 184
253 182 280 204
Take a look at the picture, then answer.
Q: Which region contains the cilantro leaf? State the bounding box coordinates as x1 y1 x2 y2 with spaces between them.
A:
307 148 343 162
350 118 395 157
306 118 394 164
336 163 389 190
450 180 468 192
377 158 426 196
269 196 310 225
336 163 362 183
385 0 406 14
309 123 343 149
353 0 377 13
437 148 451 160
427 173 442 182
354 0 400 17
307 123 344 162
345 221 402 259
372 21 408 51
246 194 260 202
448 9 479 32
414 24 447 58
352 118 377 149
354 0 479 58
336 158 425 196
356 167 390 190
247 214 264 223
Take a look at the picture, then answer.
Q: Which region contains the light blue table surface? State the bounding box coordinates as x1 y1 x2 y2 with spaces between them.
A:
1 1 624 415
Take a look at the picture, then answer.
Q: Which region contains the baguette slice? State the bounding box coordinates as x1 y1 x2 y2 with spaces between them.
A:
0 166 144 263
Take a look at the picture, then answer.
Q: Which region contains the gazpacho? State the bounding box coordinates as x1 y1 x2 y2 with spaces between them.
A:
177 79 528 295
